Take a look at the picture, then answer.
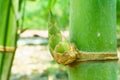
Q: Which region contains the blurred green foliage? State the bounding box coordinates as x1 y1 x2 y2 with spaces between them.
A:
23 0 120 34
23 0 69 30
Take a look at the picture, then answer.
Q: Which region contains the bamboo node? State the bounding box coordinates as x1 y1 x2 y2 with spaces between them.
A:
53 44 118 66
0 46 15 53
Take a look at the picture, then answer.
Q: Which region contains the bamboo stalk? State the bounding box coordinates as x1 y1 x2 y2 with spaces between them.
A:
69 0 118 80
0 0 18 79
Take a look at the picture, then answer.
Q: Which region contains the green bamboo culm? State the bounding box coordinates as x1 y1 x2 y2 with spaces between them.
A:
117 0 120 16
0 0 18 79
117 0 120 26
69 0 117 80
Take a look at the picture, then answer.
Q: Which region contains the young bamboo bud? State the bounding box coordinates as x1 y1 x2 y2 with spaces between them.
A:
49 33 62 53
48 11 77 65
48 11 62 55
54 40 70 53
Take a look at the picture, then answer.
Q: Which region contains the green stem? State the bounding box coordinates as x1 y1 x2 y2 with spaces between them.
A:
0 0 18 79
0 0 11 79
69 0 117 80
